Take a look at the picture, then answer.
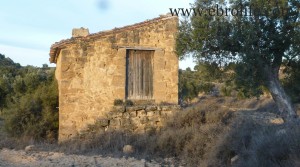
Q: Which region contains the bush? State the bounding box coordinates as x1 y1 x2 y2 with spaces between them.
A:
125 100 134 106
198 82 215 94
57 96 300 166
59 96 234 166
282 61 300 103
3 68 58 141
221 86 232 96
113 99 124 106
207 118 300 167
237 90 247 99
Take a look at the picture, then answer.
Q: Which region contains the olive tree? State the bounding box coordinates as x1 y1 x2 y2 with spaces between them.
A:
177 0 300 120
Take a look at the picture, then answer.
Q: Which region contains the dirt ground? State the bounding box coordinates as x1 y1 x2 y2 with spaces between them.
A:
1 97 297 167
0 148 163 167
0 116 165 167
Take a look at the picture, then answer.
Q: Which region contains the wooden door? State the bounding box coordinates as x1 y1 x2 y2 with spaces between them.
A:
126 50 154 100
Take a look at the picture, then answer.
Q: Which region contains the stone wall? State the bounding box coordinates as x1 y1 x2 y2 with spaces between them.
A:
50 15 179 142
79 105 180 136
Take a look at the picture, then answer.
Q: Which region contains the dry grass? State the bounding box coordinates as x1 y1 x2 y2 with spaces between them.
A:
208 119 300 167
57 96 236 166
1 95 300 167
57 96 300 166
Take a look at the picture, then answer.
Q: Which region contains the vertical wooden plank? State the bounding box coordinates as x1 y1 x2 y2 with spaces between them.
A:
125 50 129 99
126 49 154 100
131 50 135 99
139 51 142 99
137 50 139 99
149 51 153 98
140 52 145 99
136 50 139 99
146 52 149 98
133 50 137 99
144 53 147 98
127 50 131 98
130 50 133 98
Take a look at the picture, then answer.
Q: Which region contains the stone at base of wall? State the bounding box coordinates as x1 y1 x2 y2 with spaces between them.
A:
106 105 180 133
73 105 180 140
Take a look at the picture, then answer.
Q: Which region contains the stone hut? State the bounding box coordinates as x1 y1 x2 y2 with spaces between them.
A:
49 14 179 141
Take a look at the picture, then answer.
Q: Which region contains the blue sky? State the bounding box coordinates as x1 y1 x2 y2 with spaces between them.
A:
0 0 195 69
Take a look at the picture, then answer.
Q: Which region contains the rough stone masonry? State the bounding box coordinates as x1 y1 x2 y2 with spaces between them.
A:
49 14 179 142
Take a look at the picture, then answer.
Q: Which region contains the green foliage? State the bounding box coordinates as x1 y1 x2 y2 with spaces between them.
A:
113 99 124 106
234 63 264 98
179 61 242 103
194 61 223 82
176 19 194 59
220 86 232 97
0 54 58 141
198 82 215 94
176 0 300 115
179 69 201 103
236 90 247 100
0 54 21 68
179 61 222 104
282 60 300 103
0 54 21 110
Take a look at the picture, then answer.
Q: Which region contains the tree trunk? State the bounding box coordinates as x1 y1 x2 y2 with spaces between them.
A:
265 68 297 121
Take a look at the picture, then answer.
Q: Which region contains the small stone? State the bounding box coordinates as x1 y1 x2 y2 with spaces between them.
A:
123 145 134 154
276 129 286 136
25 145 36 152
270 118 284 124
231 155 239 164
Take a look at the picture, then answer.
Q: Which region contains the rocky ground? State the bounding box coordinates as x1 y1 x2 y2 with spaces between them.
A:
0 148 163 167
3 119 155 167
0 96 298 167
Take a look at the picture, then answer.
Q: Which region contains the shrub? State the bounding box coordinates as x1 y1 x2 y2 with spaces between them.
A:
198 82 215 94
237 90 247 99
59 96 234 166
3 68 58 141
125 100 134 106
113 99 124 106
221 86 232 96
206 117 300 167
54 96 300 167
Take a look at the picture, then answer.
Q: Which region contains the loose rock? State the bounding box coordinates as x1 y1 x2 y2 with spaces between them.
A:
123 145 134 154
